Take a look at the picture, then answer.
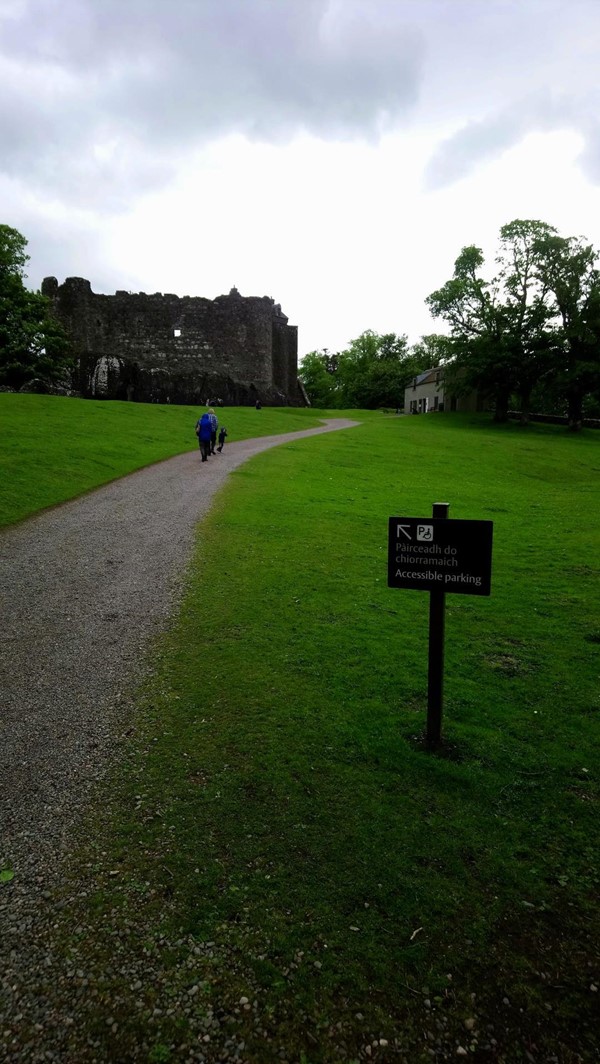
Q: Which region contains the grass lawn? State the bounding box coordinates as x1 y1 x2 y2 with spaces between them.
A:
0 393 365 528
5 411 600 1062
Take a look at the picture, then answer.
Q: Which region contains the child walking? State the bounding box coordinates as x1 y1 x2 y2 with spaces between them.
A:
217 426 228 452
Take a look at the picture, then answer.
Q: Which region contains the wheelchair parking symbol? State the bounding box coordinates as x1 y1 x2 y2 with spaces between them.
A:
417 525 434 542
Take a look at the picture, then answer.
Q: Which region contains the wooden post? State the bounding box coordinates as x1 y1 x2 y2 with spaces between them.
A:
426 502 449 748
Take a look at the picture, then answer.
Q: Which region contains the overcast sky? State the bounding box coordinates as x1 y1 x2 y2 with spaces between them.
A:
3 0 600 355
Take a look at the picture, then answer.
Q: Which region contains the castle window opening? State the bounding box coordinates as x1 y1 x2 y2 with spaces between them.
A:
174 328 181 337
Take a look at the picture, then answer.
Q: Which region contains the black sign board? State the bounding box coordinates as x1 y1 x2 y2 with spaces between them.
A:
387 516 493 596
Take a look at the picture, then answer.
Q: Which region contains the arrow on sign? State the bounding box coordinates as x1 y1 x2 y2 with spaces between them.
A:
396 524 412 540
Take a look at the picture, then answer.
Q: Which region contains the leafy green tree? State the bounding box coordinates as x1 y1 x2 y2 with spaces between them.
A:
426 244 511 420
0 224 71 390
0 225 29 276
495 220 559 421
298 349 340 407
303 330 459 410
531 232 600 430
427 218 600 429
409 333 454 367
427 222 559 422
335 330 416 408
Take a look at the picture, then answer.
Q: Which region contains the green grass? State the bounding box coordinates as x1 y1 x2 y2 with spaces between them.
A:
6 411 600 1062
0 393 373 528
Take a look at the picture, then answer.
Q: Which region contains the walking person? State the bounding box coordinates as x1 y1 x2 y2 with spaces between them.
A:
217 426 228 452
195 410 213 462
207 407 219 455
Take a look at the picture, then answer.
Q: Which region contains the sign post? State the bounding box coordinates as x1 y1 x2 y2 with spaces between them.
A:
427 502 449 748
387 505 493 749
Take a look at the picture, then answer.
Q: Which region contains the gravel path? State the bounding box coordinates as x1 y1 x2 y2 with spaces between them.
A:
0 418 358 1056
0 419 357 889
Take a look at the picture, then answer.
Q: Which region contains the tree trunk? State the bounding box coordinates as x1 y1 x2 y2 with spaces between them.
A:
493 391 510 422
519 386 532 425
567 389 583 432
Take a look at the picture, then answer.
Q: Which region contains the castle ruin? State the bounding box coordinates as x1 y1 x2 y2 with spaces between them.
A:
42 277 306 406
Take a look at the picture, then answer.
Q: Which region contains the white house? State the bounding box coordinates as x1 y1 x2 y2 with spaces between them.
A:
404 367 483 414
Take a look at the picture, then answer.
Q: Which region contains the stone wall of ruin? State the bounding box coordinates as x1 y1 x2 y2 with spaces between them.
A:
42 277 302 406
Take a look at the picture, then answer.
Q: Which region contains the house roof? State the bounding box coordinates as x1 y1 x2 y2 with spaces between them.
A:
412 367 443 387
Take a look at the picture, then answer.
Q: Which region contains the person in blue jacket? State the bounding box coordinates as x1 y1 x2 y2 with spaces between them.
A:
195 410 213 462
207 407 219 454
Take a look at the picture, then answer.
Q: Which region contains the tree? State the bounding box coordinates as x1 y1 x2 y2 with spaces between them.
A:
335 331 415 409
0 225 29 277
298 349 339 407
410 333 454 367
531 232 600 430
427 221 559 422
302 330 454 410
494 220 559 421
426 219 600 429
0 224 71 390
426 244 512 421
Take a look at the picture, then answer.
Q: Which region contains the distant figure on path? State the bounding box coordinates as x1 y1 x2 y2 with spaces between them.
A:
195 411 213 462
217 426 228 452
207 407 218 454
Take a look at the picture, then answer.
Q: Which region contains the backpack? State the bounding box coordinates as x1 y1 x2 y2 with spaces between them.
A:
198 412 212 439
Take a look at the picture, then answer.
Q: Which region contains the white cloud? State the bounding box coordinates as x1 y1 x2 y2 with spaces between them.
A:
0 0 423 205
